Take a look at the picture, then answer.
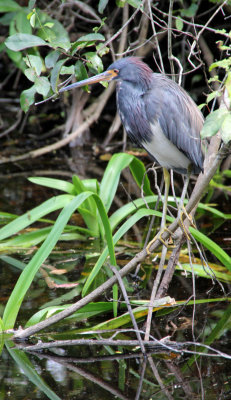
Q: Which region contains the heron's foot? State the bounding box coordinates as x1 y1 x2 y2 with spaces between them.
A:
146 227 174 254
178 206 195 240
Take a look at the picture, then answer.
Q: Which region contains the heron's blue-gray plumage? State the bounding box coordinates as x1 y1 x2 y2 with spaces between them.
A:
108 57 204 174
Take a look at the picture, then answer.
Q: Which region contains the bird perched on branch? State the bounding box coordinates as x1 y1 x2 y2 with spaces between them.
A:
60 57 204 245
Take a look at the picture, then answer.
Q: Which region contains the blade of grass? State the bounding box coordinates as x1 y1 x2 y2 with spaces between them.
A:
3 192 116 329
82 207 163 296
0 194 74 241
190 227 231 270
28 177 76 194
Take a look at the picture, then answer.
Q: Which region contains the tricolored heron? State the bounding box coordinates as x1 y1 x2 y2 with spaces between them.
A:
60 57 204 244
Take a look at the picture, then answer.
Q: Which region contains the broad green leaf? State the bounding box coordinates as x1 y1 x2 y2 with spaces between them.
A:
28 0 36 8
29 13 36 28
84 51 103 73
75 33 105 44
24 67 37 82
23 54 43 75
20 85 37 112
200 108 229 139
127 0 143 8
60 65 75 75
49 40 71 51
180 3 198 17
175 17 183 31
75 60 88 81
50 58 68 92
0 0 21 12
5 33 47 51
6 48 26 72
15 11 32 34
45 50 60 68
220 112 231 144
34 76 51 96
98 0 109 13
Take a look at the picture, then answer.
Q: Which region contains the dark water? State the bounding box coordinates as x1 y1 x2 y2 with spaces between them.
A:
0 154 231 400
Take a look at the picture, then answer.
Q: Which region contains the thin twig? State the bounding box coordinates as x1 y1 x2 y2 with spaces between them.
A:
109 265 146 355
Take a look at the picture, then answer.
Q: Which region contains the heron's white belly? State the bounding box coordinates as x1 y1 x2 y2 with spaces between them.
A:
142 122 190 171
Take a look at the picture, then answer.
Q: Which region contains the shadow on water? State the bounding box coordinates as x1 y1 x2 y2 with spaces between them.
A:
0 153 231 400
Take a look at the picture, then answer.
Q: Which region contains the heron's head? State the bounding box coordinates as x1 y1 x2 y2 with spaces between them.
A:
59 57 153 94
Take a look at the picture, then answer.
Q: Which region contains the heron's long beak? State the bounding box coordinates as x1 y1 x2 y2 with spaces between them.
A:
59 69 117 93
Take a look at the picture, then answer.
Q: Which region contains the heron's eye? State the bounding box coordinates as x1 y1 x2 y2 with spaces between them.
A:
114 69 119 74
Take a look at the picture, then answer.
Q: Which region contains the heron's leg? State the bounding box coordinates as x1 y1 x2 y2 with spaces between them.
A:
177 165 195 238
146 168 172 253
161 167 170 229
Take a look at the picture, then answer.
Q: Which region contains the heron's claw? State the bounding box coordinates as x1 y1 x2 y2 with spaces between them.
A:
146 227 174 254
178 206 195 240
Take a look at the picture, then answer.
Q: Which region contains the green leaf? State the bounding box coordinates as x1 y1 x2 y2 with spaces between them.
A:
200 108 229 139
15 11 32 35
50 58 68 92
190 227 231 270
84 51 103 73
29 13 36 28
100 153 134 212
45 50 60 69
220 112 231 144
20 85 37 112
82 207 161 296
0 0 21 12
24 54 43 75
209 57 231 72
60 65 75 75
175 17 183 31
24 67 37 82
126 0 142 8
28 0 36 9
28 177 76 194
5 33 47 51
34 76 51 97
26 302 113 326
180 3 198 18
98 0 109 13
0 194 74 241
206 91 221 104
75 33 105 44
